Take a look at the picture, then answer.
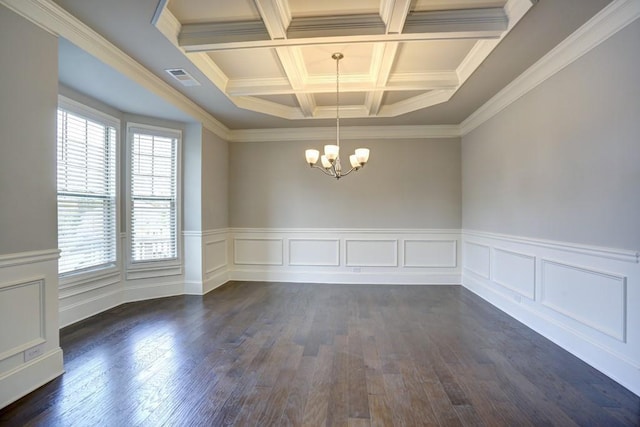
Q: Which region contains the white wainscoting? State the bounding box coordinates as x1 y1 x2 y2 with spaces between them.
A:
229 228 461 284
0 249 64 409
404 240 457 268
462 229 640 396
184 230 229 295
288 239 340 267
59 269 123 328
234 238 284 266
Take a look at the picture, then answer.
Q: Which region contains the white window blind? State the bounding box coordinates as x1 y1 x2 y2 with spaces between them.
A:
129 129 178 262
57 109 117 275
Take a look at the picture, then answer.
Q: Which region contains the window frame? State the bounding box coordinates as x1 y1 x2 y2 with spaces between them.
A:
125 122 182 279
57 95 121 284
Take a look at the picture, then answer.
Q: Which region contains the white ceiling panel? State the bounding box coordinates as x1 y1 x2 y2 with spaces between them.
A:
393 40 478 72
208 48 285 79
289 0 380 17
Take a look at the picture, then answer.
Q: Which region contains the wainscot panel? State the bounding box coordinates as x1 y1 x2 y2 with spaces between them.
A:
229 228 461 285
462 230 640 397
0 250 64 409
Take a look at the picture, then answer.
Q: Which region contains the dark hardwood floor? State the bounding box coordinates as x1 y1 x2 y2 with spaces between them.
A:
1 282 638 426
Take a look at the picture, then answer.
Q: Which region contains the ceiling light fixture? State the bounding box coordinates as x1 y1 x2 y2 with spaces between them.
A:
305 53 370 180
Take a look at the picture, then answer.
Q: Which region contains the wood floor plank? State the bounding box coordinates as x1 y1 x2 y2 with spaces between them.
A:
302 344 334 426
1 282 637 427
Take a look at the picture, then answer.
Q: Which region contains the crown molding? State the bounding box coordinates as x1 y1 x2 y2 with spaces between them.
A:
0 0 231 139
460 0 640 136
229 125 461 143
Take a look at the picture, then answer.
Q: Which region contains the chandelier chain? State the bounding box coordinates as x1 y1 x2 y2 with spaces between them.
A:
336 53 340 147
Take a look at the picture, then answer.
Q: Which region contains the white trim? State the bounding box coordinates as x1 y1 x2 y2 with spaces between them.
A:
539 258 627 342
0 277 46 361
229 125 461 142
402 239 458 268
345 239 399 267
123 280 185 302
59 288 123 328
491 246 536 300
0 249 60 268
463 229 639 264
288 238 341 267
0 348 64 409
58 95 121 129
58 272 121 299
460 0 640 135
229 227 461 234
229 270 460 285
204 239 227 274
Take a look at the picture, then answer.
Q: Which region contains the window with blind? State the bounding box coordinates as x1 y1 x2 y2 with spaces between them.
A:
57 107 117 276
128 126 180 263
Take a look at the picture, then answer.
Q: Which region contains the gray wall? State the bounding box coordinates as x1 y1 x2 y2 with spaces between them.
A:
183 123 202 231
0 8 58 255
229 138 461 229
183 125 229 231
462 21 640 250
202 128 229 230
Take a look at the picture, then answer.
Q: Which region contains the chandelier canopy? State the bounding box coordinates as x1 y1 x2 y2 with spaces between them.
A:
304 53 370 180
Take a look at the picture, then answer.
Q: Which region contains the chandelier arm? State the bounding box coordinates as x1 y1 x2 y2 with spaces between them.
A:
311 164 337 177
339 166 360 177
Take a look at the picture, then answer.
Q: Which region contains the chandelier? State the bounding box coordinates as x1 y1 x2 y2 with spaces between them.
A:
304 53 370 180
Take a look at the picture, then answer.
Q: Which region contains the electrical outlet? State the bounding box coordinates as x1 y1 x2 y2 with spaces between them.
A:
24 344 44 362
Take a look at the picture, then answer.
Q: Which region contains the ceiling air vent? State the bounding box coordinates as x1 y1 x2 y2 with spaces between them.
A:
165 68 200 87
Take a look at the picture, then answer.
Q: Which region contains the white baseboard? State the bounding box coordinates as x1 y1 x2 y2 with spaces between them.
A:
123 280 185 302
184 269 229 295
0 348 64 409
229 269 460 285
59 288 123 328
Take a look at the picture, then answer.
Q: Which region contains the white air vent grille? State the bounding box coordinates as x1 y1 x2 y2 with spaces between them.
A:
165 68 200 87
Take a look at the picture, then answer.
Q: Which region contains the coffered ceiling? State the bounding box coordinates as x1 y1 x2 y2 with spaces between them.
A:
155 0 533 120
3 0 612 131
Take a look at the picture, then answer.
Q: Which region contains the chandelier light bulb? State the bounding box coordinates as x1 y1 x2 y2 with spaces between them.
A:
324 144 339 162
305 149 320 165
355 148 370 165
320 155 332 169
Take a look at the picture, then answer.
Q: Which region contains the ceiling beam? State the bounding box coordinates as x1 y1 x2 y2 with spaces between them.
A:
365 43 399 116
379 0 412 34
252 0 291 40
276 47 316 116
225 71 459 97
366 0 411 115
178 7 508 52
403 8 507 34
252 0 316 117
